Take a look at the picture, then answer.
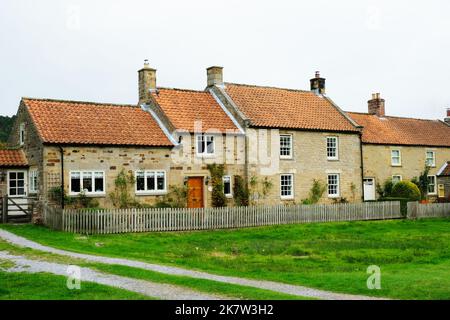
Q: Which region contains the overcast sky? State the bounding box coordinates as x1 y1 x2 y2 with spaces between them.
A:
1 0 449 119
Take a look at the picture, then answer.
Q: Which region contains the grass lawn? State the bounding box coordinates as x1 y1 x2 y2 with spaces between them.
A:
0 239 303 300
0 270 152 300
1 218 450 299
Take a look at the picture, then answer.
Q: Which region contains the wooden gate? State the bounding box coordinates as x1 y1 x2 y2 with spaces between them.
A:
1 195 35 223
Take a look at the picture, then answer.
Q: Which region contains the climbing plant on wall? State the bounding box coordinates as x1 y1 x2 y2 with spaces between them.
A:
207 163 227 207
233 175 249 206
109 169 140 208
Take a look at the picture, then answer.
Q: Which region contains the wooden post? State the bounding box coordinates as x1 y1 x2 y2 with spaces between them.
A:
2 195 8 223
407 201 418 220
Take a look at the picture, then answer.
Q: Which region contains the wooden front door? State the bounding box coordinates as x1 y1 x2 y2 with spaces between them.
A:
187 177 204 208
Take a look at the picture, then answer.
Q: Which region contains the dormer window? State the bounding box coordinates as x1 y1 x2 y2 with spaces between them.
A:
19 123 25 145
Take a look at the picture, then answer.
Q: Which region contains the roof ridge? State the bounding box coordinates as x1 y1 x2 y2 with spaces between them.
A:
346 110 443 123
22 97 137 108
225 82 312 94
155 87 208 94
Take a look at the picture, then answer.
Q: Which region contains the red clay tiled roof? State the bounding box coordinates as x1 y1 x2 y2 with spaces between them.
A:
23 98 173 146
347 112 450 147
223 83 359 132
151 88 240 133
438 162 450 177
0 149 28 167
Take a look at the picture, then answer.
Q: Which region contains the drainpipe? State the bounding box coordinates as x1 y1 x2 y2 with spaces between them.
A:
58 146 65 209
359 132 365 201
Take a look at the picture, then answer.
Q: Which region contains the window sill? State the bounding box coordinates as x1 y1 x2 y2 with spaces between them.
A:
281 196 294 200
327 158 339 161
328 194 340 199
196 154 215 158
280 156 293 160
135 191 167 196
69 193 106 198
225 194 233 198
391 164 402 167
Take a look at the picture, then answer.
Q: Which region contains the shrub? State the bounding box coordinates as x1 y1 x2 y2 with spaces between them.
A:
377 179 394 198
233 175 249 206
154 185 188 208
301 179 326 204
413 165 431 200
109 169 138 208
309 179 326 204
207 163 227 207
391 181 421 201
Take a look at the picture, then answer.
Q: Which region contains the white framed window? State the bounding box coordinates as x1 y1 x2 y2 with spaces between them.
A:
392 175 402 185
7 170 27 196
196 134 215 156
280 134 293 159
19 123 25 145
280 174 294 199
427 175 436 195
326 136 339 160
70 171 105 195
223 175 232 197
327 174 340 198
391 149 401 166
29 169 39 194
425 151 436 167
135 170 167 194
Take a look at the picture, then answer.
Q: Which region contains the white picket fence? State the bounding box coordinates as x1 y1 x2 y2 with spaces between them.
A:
407 202 450 219
42 201 402 234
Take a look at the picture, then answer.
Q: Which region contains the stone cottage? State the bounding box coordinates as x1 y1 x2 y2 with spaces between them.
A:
208 68 364 204
6 98 174 208
2 62 449 209
347 97 450 201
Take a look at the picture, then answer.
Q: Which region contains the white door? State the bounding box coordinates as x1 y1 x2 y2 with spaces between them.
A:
363 178 376 201
7 170 29 216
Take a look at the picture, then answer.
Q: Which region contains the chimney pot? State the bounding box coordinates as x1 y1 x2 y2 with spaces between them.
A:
445 108 450 124
368 93 385 117
310 71 326 94
206 66 224 87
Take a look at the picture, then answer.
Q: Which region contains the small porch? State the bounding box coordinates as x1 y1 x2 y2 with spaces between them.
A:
0 149 34 223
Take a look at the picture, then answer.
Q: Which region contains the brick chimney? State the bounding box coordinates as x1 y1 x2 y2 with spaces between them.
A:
310 71 326 95
445 108 450 124
368 93 385 117
206 66 224 87
138 60 156 103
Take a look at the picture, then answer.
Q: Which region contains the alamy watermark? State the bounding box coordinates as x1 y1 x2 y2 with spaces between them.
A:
367 265 381 290
66 265 81 290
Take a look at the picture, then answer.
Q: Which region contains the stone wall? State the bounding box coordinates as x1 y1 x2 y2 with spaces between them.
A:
43 145 173 208
246 128 363 205
362 144 450 198
42 132 246 208
171 133 246 207
7 101 44 198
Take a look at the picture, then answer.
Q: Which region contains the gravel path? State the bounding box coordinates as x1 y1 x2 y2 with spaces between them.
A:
0 251 227 300
0 229 386 300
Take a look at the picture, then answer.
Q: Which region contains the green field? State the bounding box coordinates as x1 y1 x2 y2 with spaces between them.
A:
0 270 152 300
1 218 450 299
